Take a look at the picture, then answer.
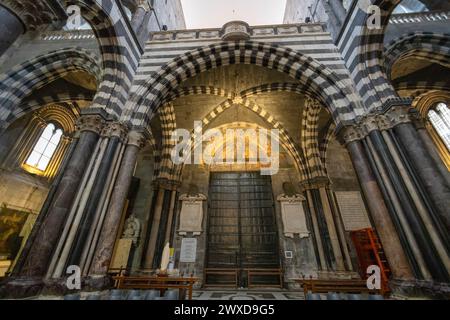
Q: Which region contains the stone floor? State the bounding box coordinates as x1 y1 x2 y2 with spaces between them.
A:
192 289 305 300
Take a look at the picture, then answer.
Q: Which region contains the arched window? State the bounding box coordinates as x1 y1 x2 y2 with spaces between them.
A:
428 102 450 152
25 123 63 172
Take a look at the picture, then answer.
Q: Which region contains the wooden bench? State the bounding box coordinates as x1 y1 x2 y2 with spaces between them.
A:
204 268 239 288
294 278 383 296
244 268 283 289
112 275 198 300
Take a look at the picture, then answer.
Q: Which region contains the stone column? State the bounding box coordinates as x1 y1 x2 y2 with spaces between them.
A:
305 190 327 271
394 120 450 231
10 133 79 277
0 5 25 57
414 118 450 186
164 189 178 245
89 131 146 276
318 187 346 271
66 123 127 269
15 115 104 277
142 187 166 269
344 136 413 280
369 129 449 282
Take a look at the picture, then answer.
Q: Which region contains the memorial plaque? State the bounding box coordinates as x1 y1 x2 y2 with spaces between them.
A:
277 194 309 238
334 191 371 231
178 193 207 236
180 238 197 263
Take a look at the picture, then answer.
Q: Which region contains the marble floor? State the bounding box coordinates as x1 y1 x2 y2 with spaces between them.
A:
192 290 305 300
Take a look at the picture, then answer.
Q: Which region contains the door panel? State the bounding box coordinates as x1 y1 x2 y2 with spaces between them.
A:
206 172 280 286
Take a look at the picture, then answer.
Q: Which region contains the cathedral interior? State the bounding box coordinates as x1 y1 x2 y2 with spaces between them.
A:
0 0 449 300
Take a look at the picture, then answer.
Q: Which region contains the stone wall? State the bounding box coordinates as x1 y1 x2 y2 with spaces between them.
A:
149 0 186 31
283 0 327 24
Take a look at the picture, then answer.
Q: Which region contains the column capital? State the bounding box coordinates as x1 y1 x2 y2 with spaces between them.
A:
299 176 330 192
337 104 418 144
152 179 181 191
75 115 105 135
383 105 413 129
127 130 147 148
1 0 68 30
101 121 129 141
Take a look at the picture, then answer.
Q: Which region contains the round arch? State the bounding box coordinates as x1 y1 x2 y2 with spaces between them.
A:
384 32 450 79
64 0 140 119
123 41 362 131
0 47 101 133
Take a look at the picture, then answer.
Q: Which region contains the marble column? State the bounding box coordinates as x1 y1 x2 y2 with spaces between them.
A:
164 190 178 246
415 121 450 186
0 5 24 57
89 131 146 275
318 187 346 271
11 134 79 277
16 115 104 277
305 190 327 271
346 139 413 280
369 129 449 282
394 122 450 231
142 187 166 269
66 123 126 269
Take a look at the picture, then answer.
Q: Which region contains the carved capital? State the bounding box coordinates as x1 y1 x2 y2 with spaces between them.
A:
75 115 105 135
337 124 363 145
1 0 68 30
384 106 412 128
360 115 380 136
101 122 128 141
153 179 181 191
127 130 146 148
299 176 330 192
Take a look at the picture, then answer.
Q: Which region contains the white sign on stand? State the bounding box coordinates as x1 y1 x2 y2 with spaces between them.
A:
180 238 197 263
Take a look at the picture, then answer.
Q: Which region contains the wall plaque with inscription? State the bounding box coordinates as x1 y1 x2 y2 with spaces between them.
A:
180 238 197 263
334 191 372 231
178 193 207 236
277 194 310 238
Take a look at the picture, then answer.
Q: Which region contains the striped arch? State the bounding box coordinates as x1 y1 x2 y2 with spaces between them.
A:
384 32 450 79
0 48 101 133
176 121 302 183
63 0 142 119
155 103 180 183
168 98 306 183
301 98 327 179
200 98 306 177
338 0 404 111
239 82 322 102
319 120 336 175
164 86 235 104
20 92 95 116
124 41 362 131
394 81 450 97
